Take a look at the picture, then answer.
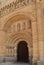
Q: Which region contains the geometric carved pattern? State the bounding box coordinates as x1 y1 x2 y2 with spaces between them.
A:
0 0 38 18
0 0 30 18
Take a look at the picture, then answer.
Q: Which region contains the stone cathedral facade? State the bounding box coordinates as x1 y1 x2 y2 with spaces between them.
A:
0 0 44 65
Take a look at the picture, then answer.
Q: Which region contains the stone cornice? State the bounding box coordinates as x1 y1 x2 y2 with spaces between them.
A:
0 0 30 18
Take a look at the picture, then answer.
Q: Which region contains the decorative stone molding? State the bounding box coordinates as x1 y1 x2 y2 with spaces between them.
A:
0 0 30 18
5 32 32 56
3 14 32 33
4 20 31 33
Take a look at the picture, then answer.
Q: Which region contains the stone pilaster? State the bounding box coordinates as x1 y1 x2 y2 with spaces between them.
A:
36 2 44 65
37 3 44 60
31 21 38 63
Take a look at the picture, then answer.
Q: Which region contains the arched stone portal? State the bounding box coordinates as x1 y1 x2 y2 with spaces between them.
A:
3 13 33 64
17 41 29 63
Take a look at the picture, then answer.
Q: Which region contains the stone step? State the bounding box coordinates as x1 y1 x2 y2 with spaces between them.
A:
0 62 30 65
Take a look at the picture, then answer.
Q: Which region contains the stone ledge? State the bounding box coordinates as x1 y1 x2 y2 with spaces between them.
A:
37 59 44 65
0 56 17 63
0 56 31 63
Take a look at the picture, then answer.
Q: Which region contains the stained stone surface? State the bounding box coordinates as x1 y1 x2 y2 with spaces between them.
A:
0 62 30 65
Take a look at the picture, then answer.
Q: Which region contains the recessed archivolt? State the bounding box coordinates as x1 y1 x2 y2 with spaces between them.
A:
3 13 31 32
5 32 32 56
6 32 32 48
14 39 32 57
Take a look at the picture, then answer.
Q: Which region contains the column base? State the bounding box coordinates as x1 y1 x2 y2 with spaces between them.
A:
32 58 38 65
37 58 44 65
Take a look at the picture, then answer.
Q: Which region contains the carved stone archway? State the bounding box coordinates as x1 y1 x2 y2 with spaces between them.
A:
3 13 33 64
5 32 33 64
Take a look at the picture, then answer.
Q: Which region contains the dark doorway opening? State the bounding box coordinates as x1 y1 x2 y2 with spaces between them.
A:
17 41 29 63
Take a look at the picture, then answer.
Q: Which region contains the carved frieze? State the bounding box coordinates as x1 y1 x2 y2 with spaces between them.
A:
0 0 29 18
